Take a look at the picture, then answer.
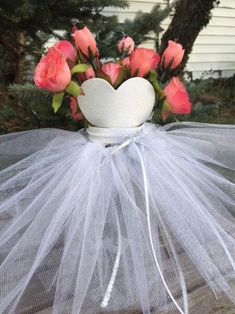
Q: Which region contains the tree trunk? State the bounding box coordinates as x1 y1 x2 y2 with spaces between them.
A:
159 0 220 74
14 32 26 83
0 31 26 84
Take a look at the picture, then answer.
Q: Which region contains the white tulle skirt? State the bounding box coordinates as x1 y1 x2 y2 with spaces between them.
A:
0 122 235 314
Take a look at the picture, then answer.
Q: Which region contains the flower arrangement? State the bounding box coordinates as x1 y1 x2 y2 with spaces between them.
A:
34 26 191 123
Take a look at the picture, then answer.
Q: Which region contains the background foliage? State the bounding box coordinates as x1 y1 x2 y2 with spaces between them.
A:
0 0 234 134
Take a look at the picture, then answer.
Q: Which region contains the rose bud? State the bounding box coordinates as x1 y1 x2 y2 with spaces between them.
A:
53 40 77 67
77 67 95 83
118 36 135 54
34 48 71 92
163 77 191 120
129 48 160 77
73 26 98 58
162 40 185 70
121 57 130 67
101 63 122 85
70 97 84 121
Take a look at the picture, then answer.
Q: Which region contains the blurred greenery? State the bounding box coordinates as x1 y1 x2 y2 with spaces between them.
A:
0 0 174 133
186 75 235 124
0 0 234 134
0 84 83 134
96 2 174 58
163 74 235 125
1 75 234 134
0 0 129 85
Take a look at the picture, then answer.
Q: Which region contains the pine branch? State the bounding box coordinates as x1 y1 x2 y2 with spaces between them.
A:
8 83 51 106
97 3 173 58
98 0 128 8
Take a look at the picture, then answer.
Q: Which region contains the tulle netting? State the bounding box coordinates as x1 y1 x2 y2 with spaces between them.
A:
0 122 235 314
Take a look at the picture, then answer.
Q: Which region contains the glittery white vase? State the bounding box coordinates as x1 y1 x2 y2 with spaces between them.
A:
77 77 155 128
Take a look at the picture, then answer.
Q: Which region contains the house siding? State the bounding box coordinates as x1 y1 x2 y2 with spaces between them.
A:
104 0 235 79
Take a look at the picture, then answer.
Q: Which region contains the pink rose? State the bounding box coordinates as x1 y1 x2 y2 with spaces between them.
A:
53 40 76 65
162 40 185 70
122 57 130 67
84 67 95 79
70 97 83 121
101 63 122 85
77 67 95 83
129 48 160 77
118 36 135 54
163 77 191 119
34 48 71 92
73 27 98 57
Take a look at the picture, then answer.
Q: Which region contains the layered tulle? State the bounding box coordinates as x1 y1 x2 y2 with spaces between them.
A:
0 122 235 314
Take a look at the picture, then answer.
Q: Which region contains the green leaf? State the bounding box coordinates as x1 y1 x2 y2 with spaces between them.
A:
52 92 65 113
161 99 172 121
65 81 82 96
149 69 158 82
149 70 165 99
71 64 91 75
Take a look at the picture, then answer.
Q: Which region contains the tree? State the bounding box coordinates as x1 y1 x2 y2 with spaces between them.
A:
97 3 173 58
159 0 220 73
0 0 129 133
0 1 174 134
0 0 128 85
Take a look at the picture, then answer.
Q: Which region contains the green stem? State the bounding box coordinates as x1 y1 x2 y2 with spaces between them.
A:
65 81 81 96
150 79 165 99
83 117 89 129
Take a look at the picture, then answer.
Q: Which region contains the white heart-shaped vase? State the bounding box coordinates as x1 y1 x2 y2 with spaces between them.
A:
77 77 155 128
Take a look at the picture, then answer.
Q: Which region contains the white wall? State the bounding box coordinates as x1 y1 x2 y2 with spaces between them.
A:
104 0 235 79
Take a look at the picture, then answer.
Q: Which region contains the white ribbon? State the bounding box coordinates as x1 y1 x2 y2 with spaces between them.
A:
101 136 188 314
101 208 122 308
